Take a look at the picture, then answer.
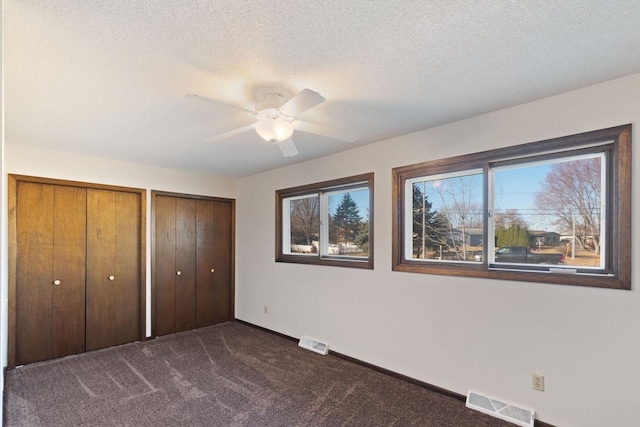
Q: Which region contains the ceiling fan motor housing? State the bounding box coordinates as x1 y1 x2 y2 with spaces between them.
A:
255 92 287 115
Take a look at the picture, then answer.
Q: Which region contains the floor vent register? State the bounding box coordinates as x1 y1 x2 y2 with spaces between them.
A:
466 390 535 427
298 336 329 355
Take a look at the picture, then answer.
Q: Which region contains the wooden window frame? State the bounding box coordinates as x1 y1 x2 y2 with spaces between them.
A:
392 125 632 290
276 173 374 269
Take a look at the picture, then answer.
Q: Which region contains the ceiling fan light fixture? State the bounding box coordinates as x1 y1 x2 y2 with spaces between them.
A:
255 118 294 143
194 87 357 157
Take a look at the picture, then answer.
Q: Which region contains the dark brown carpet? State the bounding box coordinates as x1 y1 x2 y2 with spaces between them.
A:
4 322 512 426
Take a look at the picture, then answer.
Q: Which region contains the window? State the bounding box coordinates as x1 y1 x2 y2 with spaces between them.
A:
392 125 631 289
406 169 484 263
277 173 374 269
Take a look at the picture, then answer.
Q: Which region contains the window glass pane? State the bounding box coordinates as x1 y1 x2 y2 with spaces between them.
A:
491 153 605 269
287 195 319 254
409 170 483 262
327 188 369 257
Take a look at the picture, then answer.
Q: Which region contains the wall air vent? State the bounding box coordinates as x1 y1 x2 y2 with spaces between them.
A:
298 336 329 355
466 390 535 427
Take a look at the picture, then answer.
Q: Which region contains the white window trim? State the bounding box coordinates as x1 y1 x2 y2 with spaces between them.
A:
404 169 483 263
282 194 318 256
488 152 607 269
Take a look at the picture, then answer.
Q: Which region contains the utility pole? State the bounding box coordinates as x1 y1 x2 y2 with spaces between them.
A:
571 215 576 259
421 182 426 259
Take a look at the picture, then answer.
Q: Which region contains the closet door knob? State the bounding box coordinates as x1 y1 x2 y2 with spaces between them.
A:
53 279 61 286
176 270 182 276
108 275 115 281
210 268 215 273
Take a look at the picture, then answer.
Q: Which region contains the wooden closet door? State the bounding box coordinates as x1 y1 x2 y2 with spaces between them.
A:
154 193 233 337
155 195 196 335
52 186 88 358
212 201 233 323
155 195 177 336
195 199 233 327
174 198 196 332
195 199 216 328
86 189 140 350
16 183 86 365
114 191 141 345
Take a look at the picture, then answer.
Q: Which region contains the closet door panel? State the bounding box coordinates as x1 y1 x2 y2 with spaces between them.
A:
86 189 142 350
195 200 216 328
155 196 177 336
51 186 87 358
153 192 233 337
86 189 117 351
16 182 54 365
175 198 196 332
15 183 87 365
113 191 141 345
212 201 233 323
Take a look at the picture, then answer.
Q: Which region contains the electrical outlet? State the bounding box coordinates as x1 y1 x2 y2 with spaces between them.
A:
532 374 545 391
264 305 268 314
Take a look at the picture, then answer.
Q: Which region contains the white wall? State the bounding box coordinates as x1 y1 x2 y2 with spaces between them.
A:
236 73 640 427
5 143 236 199
1 0 6 421
3 143 236 341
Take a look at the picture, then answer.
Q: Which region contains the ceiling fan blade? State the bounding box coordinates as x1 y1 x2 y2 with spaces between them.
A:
186 94 254 114
204 123 256 143
279 89 325 117
294 121 360 142
276 138 298 157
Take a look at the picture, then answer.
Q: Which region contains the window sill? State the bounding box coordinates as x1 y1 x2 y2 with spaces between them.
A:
277 254 374 270
392 260 628 289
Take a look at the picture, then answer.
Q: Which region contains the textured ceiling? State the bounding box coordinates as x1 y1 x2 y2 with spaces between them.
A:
5 0 640 177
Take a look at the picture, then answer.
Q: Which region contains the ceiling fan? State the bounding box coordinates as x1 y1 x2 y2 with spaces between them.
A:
188 88 359 157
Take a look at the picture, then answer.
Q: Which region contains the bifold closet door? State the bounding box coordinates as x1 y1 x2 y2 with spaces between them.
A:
212 200 233 323
175 198 197 332
195 199 233 327
155 196 197 336
15 183 86 365
86 189 141 351
155 195 176 336
154 193 233 337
